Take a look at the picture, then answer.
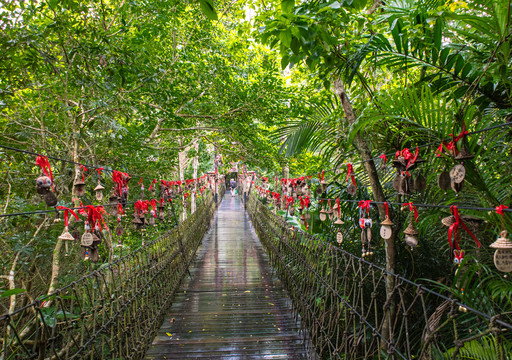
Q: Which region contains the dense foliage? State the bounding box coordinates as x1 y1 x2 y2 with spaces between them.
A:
1 0 512 356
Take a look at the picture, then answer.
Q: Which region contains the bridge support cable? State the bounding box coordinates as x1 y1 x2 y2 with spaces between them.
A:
246 194 512 360
0 189 224 360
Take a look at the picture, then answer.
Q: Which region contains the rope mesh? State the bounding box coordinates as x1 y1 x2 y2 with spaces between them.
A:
0 190 221 360
246 193 512 359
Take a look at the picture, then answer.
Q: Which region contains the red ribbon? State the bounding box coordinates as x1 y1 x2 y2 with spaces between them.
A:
56 206 80 227
496 204 509 216
383 202 390 217
319 171 325 181
80 165 87 182
148 179 157 191
336 198 341 218
346 164 356 185
117 203 123 215
403 202 418 222
379 154 388 163
448 205 480 250
112 171 126 196
358 200 371 215
35 155 54 184
96 167 104 177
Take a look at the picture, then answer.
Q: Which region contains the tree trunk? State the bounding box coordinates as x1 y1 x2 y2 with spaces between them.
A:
333 77 396 345
282 163 289 179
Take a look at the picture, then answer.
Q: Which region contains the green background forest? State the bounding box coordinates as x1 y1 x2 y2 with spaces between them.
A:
1 0 512 357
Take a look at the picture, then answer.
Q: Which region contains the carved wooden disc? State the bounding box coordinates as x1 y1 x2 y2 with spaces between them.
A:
81 232 94 246
380 225 392 240
437 171 451 191
450 164 466 184
336 231 343 244
494 249 512 272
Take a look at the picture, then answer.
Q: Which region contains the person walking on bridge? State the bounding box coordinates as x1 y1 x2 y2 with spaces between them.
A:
230 178 237 197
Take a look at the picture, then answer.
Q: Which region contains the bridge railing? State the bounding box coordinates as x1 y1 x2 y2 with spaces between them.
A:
247 194 512 360
0 189 222 360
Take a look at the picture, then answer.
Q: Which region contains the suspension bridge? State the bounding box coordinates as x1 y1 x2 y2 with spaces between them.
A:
1 186 511 360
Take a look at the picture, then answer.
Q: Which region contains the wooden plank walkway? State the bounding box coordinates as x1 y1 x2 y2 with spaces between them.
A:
145 194 308 359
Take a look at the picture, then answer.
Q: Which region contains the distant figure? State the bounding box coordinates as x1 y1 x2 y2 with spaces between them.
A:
230 178 236 196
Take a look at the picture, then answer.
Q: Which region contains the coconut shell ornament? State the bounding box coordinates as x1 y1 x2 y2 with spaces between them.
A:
490 231 512 272
35 156 58 206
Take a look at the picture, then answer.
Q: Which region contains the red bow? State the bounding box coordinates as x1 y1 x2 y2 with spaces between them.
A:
96 167 104 177
336 198 341 218
496 204 509 216
35 155 54 185
383 202 390 217
346 164 356 185
403 202 419 222
56 206 80 226
117 203 123 215
379 154 388 163
358 200 371 215
318 171 325 181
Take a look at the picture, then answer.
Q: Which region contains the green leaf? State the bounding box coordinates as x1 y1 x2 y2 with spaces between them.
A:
198 0 218 21
281 0 294 14
280 29 292 48
1 288 26 297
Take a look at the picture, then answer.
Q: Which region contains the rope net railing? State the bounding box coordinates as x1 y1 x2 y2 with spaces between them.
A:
247 194 512 360
0 188 223 360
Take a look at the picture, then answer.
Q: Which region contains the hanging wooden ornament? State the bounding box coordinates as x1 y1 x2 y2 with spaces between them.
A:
94 182 105 202
449 164 466 184
490 231 512 272
149 179 157 197
74 166 87 197
392 155 407 172
35 156 58 206
380 202 393 240
403 219 419 249
346 164 357 196
437 171 451 191
149 210 156 226
414 172 427 193
451 180 463 194
57 207 80 256
81 222 93 247
402 203 419 249
319 207 327 222
109 195 119 216
334 198 344 244
138 178 145 200
406 173 415 194
358 200 373 256
379 154 388 170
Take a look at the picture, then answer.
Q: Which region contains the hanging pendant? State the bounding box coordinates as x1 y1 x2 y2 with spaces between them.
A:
414 172 427 193
449 164 466 184
437 171 451 191
94 181 105 202
380 216 394 240
347 182 357 196
336 231 343 244
81 232 94 247
490 231 512 272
